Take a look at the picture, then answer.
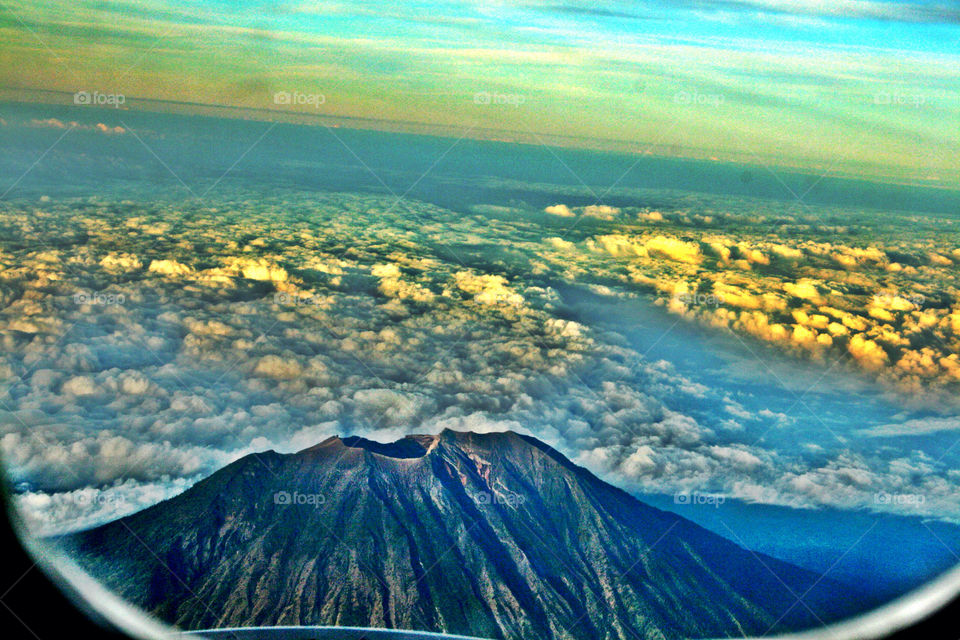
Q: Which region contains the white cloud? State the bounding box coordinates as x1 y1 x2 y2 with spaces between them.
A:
2 187 958 534
544 203 574 217
860 416 960 437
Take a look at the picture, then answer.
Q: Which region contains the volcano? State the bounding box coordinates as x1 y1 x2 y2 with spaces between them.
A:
65 430 866 639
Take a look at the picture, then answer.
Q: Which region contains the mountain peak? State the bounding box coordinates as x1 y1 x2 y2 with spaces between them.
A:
296 429 527 459
299 434 343 450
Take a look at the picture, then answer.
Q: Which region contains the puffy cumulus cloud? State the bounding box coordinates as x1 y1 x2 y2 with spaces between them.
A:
711 281 763 310
99 252 143 274
581 204 620 220
737 242 769 266
591 436 959 519
706 241 732 262
928 252 954 267
872 292 920 312
183 317 233 337
1 431 215 492
15 478 198 536
544 203 574 217
894 347 941 381
372 262 435 302
253 354 304 380
733 310 788 342
370 263 401 279
783 456 876 506
588 234 647 258
868 305 895 322
453 271 524 306
147 259 193 277
119 371 152 395
638 210 664 223
303 254 347 275
588 233 702 264
544 318 585 339
545 236 576 251
782 279 823 302
848 333 889 371
644 235 702 264
61 375 98 396
707 445 764 471
222 256 288 283
772 451 960 517
546 211 960 403
353 388 436 429
769 244 804 261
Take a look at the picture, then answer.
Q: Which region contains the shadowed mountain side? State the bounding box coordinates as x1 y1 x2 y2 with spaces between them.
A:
63 430 870 639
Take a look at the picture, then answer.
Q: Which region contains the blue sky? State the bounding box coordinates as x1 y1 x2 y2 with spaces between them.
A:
1 0 958 181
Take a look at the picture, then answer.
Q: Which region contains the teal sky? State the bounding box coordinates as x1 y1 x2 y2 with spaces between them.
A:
1 0 958 184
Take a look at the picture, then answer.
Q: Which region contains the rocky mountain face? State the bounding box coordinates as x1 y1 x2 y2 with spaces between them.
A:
65 430 866 639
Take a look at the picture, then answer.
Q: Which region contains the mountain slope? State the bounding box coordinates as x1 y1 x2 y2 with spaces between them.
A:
64 430 866 639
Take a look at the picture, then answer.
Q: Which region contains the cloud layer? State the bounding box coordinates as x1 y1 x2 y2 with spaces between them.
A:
1 186 957 535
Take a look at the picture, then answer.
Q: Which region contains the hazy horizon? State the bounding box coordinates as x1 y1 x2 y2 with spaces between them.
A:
1 0 958 185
